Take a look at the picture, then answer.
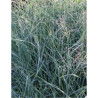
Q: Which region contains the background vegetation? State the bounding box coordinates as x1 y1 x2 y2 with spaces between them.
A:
12 0 86 97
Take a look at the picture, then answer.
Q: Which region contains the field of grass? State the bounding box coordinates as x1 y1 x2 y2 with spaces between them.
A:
11 0 86 97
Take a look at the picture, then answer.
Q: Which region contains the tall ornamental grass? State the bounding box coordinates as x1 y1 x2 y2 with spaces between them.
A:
12 0 86 97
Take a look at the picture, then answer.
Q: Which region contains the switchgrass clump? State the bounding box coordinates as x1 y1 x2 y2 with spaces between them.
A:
12 0 86 97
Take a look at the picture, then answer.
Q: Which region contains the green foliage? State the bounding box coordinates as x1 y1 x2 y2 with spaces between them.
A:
12 0 86 97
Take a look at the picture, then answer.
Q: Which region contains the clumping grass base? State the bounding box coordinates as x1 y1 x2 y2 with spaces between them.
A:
12 0 86 97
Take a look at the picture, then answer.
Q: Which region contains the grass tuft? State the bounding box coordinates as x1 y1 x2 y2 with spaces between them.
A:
12 0 86 97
